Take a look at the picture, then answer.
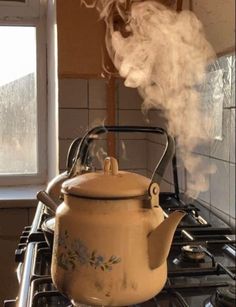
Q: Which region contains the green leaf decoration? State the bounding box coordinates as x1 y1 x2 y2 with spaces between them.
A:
112 257 121 264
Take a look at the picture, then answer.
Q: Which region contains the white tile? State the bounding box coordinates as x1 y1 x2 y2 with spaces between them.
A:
60 137 109 171
89 109 107 128
230 55 236 107
229 54 235 107
89 79 107 109
163 162 173 184
59 109 89 139
207 55 231 109
118 79 143 110
146 110 167 144
59 132 106 171
231 81 235 107
118 110 148 126
160 180 171 193
222 56 233 109
198 189 211 205
88 109 109 140
147 171 172 193
0 208 28 236
230 109 235 163
118 110 149 139
193 142 210 156
147 141 166 173
229 163 235 219
118 139 147 170
59 139 73 170
190 156 211 204
210 159 230 215
210 109 230 161
89 139 108 170
146 110 167 127
175 152 186 192
59 79 88 108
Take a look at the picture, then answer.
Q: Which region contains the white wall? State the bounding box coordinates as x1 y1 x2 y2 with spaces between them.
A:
58 52 235 231
58 79 149 175
192 54 235 229
182 0 235 55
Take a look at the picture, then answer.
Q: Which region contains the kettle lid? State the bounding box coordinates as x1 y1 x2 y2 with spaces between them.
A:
62 157 151 199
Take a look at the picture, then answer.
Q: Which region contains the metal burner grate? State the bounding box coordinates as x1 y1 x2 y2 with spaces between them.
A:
30 277 72 307
6 132 236 307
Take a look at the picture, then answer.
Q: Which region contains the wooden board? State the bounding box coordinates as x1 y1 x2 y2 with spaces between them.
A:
57 0 115 78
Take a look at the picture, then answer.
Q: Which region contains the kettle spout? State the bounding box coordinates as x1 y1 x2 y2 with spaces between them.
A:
148 210 186 269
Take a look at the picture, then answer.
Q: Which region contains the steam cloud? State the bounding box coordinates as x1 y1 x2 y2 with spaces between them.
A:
82 0 216 197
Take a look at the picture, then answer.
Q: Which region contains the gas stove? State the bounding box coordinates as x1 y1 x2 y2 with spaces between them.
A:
3 126 236 307
4 193 235 307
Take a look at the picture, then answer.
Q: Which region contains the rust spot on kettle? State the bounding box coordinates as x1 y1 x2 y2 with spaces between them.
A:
94 281 104 291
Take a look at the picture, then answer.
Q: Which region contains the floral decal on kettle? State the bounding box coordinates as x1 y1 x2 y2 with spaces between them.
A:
55 230 121 272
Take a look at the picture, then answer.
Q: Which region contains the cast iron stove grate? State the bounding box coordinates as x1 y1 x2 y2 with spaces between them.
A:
4 127 236 307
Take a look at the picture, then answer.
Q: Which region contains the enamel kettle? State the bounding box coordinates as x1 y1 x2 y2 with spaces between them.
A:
51 126 185 306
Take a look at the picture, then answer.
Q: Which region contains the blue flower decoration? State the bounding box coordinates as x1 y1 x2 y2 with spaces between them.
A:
72 239 90 265
56 230 121 271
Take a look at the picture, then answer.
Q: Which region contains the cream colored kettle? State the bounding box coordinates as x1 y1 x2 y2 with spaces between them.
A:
51 126 186 306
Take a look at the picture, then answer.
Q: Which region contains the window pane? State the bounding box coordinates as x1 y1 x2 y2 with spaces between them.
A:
0 26 37 174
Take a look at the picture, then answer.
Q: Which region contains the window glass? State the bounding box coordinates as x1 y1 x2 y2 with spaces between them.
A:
0 26 37 174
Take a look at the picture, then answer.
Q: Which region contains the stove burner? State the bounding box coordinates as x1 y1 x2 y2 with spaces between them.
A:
215 284 236 307
181 245 205 262
205 285 236 307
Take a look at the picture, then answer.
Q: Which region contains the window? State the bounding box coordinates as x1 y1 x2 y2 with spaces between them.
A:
0 1 47 185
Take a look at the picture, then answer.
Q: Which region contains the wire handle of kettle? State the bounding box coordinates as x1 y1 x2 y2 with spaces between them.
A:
68 125 175 191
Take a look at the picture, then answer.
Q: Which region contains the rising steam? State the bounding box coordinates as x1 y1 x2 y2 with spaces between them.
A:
82 0 216 197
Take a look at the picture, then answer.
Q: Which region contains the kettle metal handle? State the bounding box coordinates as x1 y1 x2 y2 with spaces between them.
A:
69 125 175 192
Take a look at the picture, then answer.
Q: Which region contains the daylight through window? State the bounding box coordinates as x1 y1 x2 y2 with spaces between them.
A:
0 26 37 175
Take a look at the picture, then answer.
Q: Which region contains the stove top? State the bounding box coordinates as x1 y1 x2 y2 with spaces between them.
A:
4 193 236 307
3 126 236 307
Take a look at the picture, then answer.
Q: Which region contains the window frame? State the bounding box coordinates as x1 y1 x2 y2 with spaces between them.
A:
0 4 47 186
0 0 40 18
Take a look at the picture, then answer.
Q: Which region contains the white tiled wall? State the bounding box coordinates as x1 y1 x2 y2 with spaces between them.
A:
59 79 88 108
146 110 178 192
127 54 235 229
189 54 236 229
88 79 106 109
210 160 230 222
230 108 235 163
58 78 149 174
58 53 235 229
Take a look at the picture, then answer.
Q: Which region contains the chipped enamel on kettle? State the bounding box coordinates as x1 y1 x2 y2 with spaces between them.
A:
51 126 186 307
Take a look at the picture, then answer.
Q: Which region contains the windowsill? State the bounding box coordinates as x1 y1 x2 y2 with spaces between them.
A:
0 185 45 208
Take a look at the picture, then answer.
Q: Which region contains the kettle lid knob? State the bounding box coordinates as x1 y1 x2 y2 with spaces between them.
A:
104 157 119 175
